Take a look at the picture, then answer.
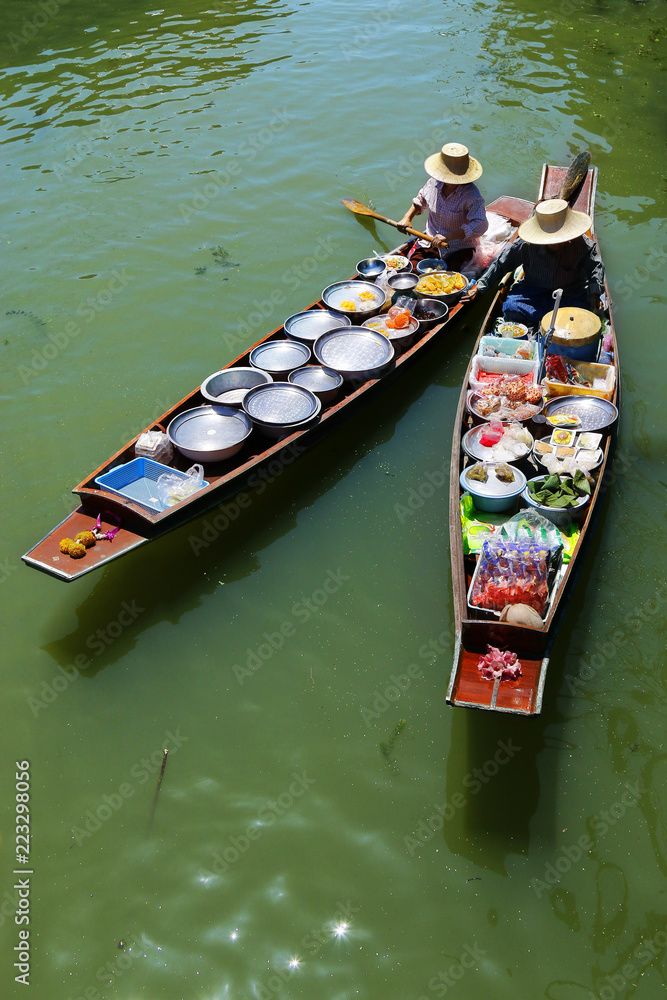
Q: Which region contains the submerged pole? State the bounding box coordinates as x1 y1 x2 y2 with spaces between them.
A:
147 749 169 833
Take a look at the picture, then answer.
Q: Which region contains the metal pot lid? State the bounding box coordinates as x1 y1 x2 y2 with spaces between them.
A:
168 406 251 452
243 383 319 425
314 327 393 371
544 395 617 431
289 366 343 392
250 340 310 372
322 280 385 314
284 310 351 342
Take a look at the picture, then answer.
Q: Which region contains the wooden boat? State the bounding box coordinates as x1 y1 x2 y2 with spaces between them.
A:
23 194 534 582
446 161 618 716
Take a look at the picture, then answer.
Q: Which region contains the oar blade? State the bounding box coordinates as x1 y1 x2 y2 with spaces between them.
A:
341 198 377 217
558 151 592 206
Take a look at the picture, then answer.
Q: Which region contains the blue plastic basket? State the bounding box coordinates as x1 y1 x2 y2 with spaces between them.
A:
95 458 209 513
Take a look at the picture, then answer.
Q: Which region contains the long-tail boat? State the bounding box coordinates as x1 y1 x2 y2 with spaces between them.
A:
446 159 618 716
23 194 534 582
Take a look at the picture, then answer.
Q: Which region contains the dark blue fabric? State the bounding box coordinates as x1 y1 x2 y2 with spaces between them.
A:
502 282 588 328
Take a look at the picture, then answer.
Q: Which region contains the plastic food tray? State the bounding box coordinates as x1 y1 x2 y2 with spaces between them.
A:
543 361 616 401
478 336 537 360
95 458 209 513
466 547 563 621
469 355 539 391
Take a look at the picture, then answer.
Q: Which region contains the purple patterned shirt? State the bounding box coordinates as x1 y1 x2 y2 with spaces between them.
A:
412 179 488 256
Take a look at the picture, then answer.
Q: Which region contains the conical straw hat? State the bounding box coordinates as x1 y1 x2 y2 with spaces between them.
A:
424 143 483 185
519 198 591 245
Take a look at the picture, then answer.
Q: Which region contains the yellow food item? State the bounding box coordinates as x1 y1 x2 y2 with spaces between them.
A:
339 300 355 311
59 538 73 554
68 542 87 559
547 413 579 427
358 290 375 301
416 272 466 295
75 530 96 548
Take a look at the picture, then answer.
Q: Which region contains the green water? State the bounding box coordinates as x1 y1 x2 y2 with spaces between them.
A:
1 1 666 997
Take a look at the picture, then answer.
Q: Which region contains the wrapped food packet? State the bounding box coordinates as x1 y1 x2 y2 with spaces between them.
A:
470 538 550 615
135 430 174 464
157 464 205 508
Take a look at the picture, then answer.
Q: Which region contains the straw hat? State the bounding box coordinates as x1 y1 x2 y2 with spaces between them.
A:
518 198 591 245
424 143 483 185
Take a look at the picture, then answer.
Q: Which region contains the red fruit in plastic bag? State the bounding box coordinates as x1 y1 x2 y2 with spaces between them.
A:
479 428 502 447
386 307 410 330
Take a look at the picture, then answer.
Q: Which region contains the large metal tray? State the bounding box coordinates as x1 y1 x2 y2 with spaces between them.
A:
313 326 394 381
544 394 618 432
242 382 321 425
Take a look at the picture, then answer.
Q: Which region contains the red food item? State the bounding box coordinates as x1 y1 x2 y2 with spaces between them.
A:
471 579 548 614
386 306 411 329
545 355 570 383
477 645 522 682
479 428 503 447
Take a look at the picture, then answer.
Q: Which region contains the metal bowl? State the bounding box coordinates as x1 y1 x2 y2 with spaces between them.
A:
313 326 394 381
356 257 387 281
413 298 449 329
544 395 618 432
361 315 419 354
387 272 419 295
466 389 545 424
522 475 591 527
322 280 386 324
284 309 351 345
414 271 471 305
288 365 343 405
462 422 534 463
459 463 527 513
167 405 253 463
242 381 321 438
200 366 272 406
415 258 449 274
249 339 311 379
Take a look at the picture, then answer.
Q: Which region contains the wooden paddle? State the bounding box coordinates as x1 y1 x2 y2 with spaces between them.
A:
557 150 591 206
341 198 432 242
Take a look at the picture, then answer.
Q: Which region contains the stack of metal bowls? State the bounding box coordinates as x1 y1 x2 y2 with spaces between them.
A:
242 382 321 439
288 366 343 405
283 309 351 345
313 326 394 382
200 366 272 406
249 339 311 380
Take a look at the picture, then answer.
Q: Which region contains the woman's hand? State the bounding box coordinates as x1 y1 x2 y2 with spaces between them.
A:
461 280 478 302
396 214 413 233
430 233 448 251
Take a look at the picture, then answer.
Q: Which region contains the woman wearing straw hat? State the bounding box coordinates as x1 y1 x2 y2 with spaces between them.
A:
473 198 605 326
397 142 488 270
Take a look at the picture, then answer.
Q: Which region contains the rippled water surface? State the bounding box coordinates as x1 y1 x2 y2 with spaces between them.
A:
1 1 666 997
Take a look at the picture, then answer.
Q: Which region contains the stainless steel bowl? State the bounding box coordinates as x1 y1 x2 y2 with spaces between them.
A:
242 381 321 438
167 405 253 462
313 326 394 381
387 272 419 294
200 366 272 406
249 339 311 379
413 298 449 329
415 258 449 274
288 365 343 405
356 257 387 281
322 280 386 324
283 309 351 344
361 315 419 355
414 271 471 305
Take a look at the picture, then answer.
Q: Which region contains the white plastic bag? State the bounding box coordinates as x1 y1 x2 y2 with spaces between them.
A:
135 430 174 464
157 464 205 507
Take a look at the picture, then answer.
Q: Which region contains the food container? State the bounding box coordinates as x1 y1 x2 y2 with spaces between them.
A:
313 326 394 381
414 271 471 305
544 395 618 432
288 365 343 405
322 280 386 324
387 272 420 301
478 336 536 361
494 319 529 340
415 258 449 274
550 428 576 447
533 436 603 472
379 253 412 274
466 389 544 424
242 382 321 439
543 360 616 401
167 405 253 462
95 458 209 513
356 257 387 281
459 463 527 513
469 355 539 391
540 307 601 362
249 340 311 379
283 309 351 345
362 314 419 354
522 475 591 527
462 422 534 463
413 298 449 329
200 366 272 406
